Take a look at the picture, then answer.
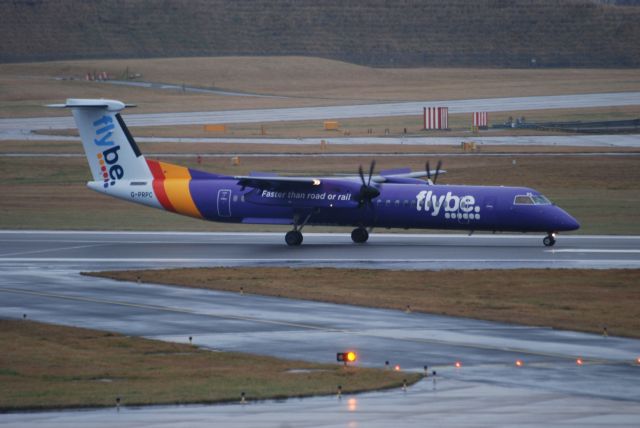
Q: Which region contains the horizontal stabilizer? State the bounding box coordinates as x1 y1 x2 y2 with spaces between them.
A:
46 99 136 112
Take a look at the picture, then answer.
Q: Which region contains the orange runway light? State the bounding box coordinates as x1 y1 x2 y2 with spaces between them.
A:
455 361 462 368
636 357 640 364
576 358 583 365
337 351 358 365
515 359 523 367
394 365 401 371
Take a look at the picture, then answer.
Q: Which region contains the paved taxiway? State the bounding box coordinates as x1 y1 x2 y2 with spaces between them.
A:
1 92 639 138
7 133 640 148
1 231 639 427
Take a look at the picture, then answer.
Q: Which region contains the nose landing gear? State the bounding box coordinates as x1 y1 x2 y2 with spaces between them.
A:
285 213 312 246
285 230 303 246
543 233 557 247
351 227 369 244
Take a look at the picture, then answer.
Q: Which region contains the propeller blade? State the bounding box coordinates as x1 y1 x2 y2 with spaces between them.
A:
356 160 379 208
433 160 442 184
367 160 376 186
358 165 366 186
426 161 431 181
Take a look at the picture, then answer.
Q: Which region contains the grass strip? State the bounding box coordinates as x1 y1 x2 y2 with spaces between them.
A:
88 268 640 338
0 320 419 411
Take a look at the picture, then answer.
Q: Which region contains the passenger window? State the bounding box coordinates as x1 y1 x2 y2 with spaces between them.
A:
394 200 400 207
385 200 391 207
403 200 409 207
233 195 238 202
240 195 245 202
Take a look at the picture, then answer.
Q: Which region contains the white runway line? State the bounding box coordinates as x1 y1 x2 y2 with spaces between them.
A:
546 249 640 253
0 243 108 257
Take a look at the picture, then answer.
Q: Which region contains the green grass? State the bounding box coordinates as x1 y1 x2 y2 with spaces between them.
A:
0 320 419 411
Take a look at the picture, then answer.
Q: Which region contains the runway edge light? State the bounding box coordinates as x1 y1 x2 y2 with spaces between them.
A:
337 351 357 366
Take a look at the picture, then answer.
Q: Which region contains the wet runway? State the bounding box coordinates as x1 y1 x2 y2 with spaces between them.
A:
1 231 639 270
1 230 639 426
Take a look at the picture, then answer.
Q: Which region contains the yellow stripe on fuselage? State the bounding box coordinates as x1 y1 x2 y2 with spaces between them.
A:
158 161 202 219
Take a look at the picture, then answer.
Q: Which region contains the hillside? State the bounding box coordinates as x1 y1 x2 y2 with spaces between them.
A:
2 0 640 67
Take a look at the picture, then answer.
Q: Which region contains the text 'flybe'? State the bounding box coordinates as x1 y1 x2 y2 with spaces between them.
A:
416 190 481 220
93 115 123 188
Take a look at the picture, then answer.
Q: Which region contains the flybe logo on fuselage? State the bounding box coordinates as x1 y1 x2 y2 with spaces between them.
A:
416 190 481 220
93 115 123 188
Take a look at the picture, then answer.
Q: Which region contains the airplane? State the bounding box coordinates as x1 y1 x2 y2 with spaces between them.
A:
49 98 580 247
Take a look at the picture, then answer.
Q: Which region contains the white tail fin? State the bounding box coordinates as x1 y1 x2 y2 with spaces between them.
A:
49 99 152 188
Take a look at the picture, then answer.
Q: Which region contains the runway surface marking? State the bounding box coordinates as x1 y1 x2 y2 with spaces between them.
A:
0 285 618 363
0 243 108 258
546 249 640 253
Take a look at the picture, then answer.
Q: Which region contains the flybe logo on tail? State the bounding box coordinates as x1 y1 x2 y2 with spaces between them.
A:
93 115 124 188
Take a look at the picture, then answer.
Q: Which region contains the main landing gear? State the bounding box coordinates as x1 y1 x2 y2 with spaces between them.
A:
351 227 369 244
543 233 557 247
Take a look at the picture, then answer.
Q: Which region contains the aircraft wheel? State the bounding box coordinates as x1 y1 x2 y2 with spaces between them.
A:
351 227 369 244
543 234 556 247
285 230 303 246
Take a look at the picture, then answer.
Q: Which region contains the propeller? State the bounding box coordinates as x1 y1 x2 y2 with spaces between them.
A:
357 160 380 208
425 160 443 184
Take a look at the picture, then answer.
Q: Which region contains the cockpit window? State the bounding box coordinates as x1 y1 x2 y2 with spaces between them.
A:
532 195 551 205
514 195 534 205
514 194 552 205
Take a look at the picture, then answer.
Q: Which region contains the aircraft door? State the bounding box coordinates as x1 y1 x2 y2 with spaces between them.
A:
483 195 497 224
217 189 232 217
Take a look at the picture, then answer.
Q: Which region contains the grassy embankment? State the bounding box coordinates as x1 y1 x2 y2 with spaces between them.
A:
2 1 639 67
0 319 418 411
0 154 638 234
89 268 640 339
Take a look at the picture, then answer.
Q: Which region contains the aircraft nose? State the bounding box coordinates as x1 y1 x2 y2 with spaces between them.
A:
555 209 580 231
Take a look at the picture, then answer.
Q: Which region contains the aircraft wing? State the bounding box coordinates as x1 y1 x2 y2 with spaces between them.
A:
235 167 446 189
373 169 446 184
234 175 322 190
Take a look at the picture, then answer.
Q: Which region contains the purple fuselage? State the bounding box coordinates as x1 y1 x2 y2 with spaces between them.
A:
186 176 580 233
